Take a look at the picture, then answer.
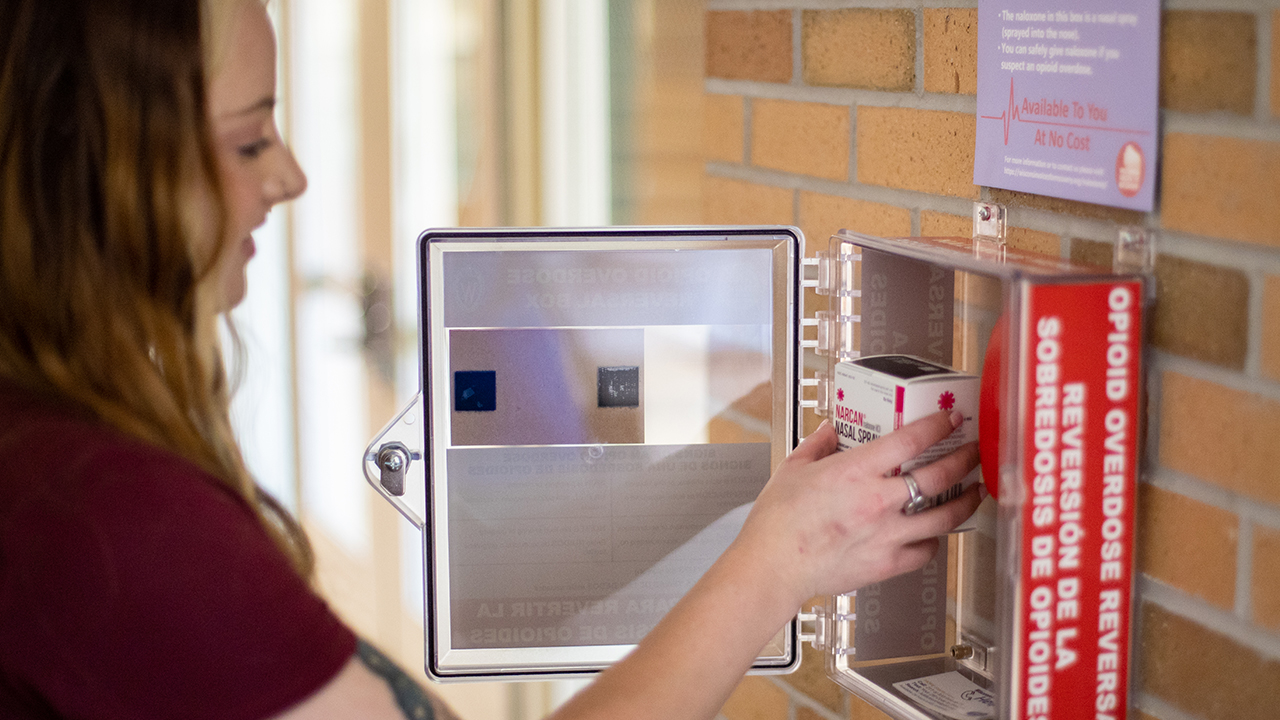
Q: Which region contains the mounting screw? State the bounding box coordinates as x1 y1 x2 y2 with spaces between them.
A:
377 442 412 496
951 644 974 660
383 451 404 472
978 207 992 222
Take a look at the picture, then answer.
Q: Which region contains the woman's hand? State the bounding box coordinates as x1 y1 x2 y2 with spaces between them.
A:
728 410 983 613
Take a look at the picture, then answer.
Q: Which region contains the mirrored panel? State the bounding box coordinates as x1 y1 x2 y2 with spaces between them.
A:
420 227 800 679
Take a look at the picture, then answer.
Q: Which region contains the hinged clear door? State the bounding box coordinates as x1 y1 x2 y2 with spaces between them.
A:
365 226 804 681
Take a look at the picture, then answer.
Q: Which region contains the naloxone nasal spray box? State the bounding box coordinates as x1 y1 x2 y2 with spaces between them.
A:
832 354 978 482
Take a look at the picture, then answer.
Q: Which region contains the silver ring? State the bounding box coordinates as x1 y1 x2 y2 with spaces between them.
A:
901 473 928 515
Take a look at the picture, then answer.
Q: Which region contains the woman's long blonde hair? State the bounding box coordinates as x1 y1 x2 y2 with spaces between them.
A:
0 0 312 577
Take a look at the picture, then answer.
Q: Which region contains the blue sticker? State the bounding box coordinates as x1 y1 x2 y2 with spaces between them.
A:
455 371 496 412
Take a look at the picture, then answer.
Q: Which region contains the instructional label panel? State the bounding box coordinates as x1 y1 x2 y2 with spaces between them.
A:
975 0 1159 210
442 248 773 328
446 443 769 648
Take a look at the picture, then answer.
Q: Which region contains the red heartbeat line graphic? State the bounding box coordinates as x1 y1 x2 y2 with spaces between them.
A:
980 78 1151 145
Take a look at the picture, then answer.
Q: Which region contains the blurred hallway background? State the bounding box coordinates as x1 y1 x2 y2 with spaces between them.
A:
227 1 705 717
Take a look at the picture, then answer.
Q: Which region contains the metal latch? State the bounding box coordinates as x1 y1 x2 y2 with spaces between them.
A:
376 441 418 496
951 632 997 680
1115 225 1156 280
972 202 1007 261
361 393 427 528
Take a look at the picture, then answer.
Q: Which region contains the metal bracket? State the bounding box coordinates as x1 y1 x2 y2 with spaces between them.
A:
1115 226 1157 277
375 441 416 496
951 632 997 680
362 393 427 528
972 202 1008 261
972 201 1007 241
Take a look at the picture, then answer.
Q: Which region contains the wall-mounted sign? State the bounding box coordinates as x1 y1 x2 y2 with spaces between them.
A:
974 0 1160 211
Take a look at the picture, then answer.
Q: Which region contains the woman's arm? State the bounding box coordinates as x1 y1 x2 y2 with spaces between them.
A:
549 410 981 720
273 641 464 720
274 411 979 720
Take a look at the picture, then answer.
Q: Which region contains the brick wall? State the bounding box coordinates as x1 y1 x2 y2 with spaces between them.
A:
701 2 1280 719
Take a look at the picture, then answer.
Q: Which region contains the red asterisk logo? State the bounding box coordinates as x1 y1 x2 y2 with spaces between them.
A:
938 391 955 410
837 388 845 402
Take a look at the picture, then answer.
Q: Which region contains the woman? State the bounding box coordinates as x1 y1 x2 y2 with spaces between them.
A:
0 1 982 718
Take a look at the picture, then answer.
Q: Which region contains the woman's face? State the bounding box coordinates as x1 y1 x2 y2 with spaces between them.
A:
205 1 305 310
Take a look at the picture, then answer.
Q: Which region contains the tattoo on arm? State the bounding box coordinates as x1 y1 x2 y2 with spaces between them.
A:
356 638 439 720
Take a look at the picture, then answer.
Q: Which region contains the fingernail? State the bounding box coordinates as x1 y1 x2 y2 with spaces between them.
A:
950 410 964 428
978 482 989 501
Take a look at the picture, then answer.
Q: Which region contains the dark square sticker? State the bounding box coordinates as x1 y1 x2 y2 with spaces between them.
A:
597 366 640 408
455 370 496 412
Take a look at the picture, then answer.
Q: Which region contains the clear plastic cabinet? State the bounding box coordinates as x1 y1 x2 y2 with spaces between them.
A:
363 213 1149 720
802 216 1148 720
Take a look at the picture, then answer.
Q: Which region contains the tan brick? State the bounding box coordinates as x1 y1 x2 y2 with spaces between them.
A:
1006 227 1058 256
1253 524 1280 630
797 709 831 720
1161 12 1256 115
1159 372 1280 505
923 9 977 95
721 676 789 720
850 697 893 720
1273 12 1280 118
752 99 850 181
1152 255 1250 368
955 272 1003 316
857 108 979 199
1068 238 1112 270
965 528 997 622
921 211 970 239
1161 134 1280 249
1137 485 1238 610
803 287 823 326
802 10 915 91
954 316 981 385
947 532 960 602
1264 276 1280 382
702 177 793 227
706 11 792 83
920 211 1057 255
708 376 772 444
708 415 771 445
798 193 911 252
988 188 1143 225
802 407 824 437
704 94 745 164
781 643 845 712
1140 603 1280 719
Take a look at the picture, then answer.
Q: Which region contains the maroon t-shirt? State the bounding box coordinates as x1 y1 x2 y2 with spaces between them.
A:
0 380 357 719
